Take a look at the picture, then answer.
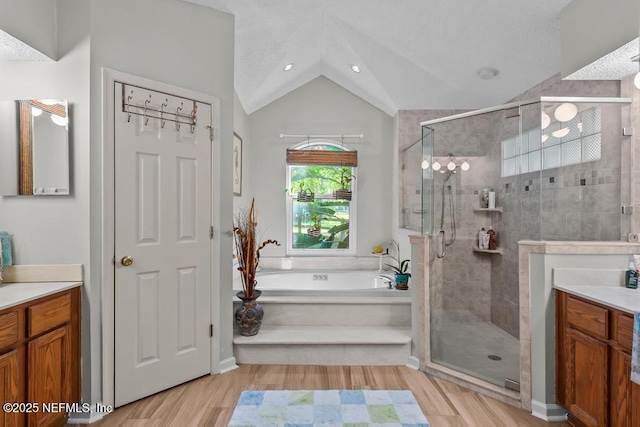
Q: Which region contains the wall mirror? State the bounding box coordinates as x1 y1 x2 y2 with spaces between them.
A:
0 99 70 195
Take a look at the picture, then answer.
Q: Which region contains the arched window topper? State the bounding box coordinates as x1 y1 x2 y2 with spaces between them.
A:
286 140 357 167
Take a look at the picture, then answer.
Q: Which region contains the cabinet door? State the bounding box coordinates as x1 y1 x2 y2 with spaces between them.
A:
27 326 72 427
610 348 640 427
0 347 25 427
566 327 608 427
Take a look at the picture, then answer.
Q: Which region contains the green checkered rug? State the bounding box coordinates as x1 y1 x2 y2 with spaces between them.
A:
228 390 430 426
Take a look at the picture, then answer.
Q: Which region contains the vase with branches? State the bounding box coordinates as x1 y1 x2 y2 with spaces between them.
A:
233 198 280 335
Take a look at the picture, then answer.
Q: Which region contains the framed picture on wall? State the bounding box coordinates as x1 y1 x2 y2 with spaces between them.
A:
233 132 242 196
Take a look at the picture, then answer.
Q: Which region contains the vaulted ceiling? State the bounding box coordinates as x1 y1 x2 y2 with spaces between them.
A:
186 0 572 115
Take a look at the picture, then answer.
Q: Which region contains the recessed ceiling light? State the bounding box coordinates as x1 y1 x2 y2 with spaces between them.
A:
283 63 293 71
477 67 499 80
351 64 361 73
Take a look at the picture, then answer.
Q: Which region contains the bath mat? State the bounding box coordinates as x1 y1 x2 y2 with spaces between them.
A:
228 389 430 426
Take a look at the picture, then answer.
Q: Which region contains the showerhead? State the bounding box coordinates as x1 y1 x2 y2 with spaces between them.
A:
444 169 456 183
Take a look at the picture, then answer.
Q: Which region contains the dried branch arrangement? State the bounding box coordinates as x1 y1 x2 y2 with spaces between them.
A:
233 198 280 298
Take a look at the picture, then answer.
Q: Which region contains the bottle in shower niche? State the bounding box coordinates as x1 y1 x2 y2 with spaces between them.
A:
487 226 497 250
478 227 486 249
488 189 496 209
481 189 489 208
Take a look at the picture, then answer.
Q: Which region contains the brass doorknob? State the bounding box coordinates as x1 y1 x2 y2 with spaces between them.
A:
120 256 134 267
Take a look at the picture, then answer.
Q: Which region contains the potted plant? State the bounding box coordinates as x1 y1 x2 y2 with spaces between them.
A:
307 213 322 237
386 259 411 290
233 198 280 336
334 168 355 201
290 181 314 202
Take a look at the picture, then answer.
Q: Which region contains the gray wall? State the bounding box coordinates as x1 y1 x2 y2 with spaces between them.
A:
247 76 395 257
233 90 252 211
0 0 235 407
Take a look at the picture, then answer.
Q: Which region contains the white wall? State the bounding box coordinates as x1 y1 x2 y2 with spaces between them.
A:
1 0 235 408
0 0 92 400
560 0 639 77
89 0 235 405
247 76 395 257
233 90 252 212
0 0 57 59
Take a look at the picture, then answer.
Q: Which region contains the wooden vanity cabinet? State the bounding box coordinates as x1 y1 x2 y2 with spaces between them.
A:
556 291 640 427
0 287 80 427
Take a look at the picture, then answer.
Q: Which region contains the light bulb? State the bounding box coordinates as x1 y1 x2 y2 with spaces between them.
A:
447 161 456 171
31 107 42 117
635 72 640 89
541 134 548 143
283 63 293 71
351 64 361 73
461 161 470 171
552 127 570 138
541 111 550 130
554 103 578 122
421 159 429 169
432 161 441 171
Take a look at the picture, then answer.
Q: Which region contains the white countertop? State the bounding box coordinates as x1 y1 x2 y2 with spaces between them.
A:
553 284 640 314
0 281 82 311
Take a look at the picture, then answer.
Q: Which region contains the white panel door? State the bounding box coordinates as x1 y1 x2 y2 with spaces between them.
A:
114 82 212 407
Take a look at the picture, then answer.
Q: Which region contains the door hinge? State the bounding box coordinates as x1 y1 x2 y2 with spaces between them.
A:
210 226 214 239
206 125 214 142
112 255 116 265
209 324 213 337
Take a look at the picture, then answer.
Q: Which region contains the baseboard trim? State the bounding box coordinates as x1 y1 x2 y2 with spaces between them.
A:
531 400 567 422
405 356 420 370
218 356 238 374
67 402 114 424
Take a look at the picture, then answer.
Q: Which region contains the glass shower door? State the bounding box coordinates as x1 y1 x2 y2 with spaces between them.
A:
426 107 522 389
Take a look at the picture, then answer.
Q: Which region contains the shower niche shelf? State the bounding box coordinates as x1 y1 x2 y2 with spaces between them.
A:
473 207 503 213
472 246 503 255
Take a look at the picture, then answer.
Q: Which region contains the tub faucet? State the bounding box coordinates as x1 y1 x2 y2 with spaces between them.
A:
388 239 400 262
378 274 395 289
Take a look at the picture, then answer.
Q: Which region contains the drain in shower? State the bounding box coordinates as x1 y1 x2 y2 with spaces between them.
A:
487 354 502 361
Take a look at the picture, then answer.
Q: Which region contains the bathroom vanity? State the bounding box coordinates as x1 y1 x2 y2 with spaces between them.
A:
0 274 81 426
555 285 640 427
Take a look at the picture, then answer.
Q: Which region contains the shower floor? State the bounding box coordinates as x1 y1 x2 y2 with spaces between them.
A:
430 310 520 388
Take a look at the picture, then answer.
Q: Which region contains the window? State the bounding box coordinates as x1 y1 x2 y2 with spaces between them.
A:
286 141 356 255
502 107 601 177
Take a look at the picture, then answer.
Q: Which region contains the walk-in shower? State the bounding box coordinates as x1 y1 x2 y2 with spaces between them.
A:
401 96 632 393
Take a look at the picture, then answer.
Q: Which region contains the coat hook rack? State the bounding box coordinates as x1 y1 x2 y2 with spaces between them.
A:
120 83 198 131
126 90 134 122
143 95 152 126
160 99 168 128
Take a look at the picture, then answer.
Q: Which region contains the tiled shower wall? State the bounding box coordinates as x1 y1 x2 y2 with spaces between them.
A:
399 73 631 338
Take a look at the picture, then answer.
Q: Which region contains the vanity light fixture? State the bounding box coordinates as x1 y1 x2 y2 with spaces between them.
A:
50 114 67 127
447 160 456 171
554 103 578 122
351 64 361 73
432 160 442 171
283 63 293 71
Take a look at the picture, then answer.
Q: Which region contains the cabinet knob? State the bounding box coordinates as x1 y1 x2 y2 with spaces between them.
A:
120 256 134 267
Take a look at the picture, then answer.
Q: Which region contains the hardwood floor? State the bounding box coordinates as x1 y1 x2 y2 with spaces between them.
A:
75 365 569 426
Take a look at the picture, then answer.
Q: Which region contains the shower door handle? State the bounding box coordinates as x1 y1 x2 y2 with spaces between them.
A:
436 229 446 258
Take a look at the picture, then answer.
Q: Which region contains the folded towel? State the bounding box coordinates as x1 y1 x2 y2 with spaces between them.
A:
0 236 3 282
633 311 640 385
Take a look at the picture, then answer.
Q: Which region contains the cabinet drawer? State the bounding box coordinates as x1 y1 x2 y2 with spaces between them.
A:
27 292 72 337
613 312 634 353
566 296 609 340
0 310 20 350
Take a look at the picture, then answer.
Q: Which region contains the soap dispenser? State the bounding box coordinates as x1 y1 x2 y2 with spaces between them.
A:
625 261 638 289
